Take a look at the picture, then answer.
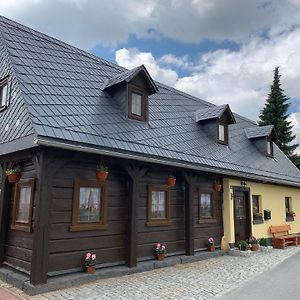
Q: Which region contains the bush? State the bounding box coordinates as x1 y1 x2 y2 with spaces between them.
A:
237 240 248 251
259 237 269 247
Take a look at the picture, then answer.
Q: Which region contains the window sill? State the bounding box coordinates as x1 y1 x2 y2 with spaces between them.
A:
253 219 264 224
69 224 108 232
11 224 32 232
286 217 294 222
146 220 172 227
198 218 217 224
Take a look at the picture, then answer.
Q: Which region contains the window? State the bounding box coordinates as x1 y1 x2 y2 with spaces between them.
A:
147 185 171 226
70 179 108 231
252 195 263 223
198 191 216 223
217 120 228 144
11 179 35 232
0 77 8 111
267 137 273 157
128 85 147 121
285 197 294 221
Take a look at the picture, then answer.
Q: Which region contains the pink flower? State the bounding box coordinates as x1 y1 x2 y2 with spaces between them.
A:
86 252 91 258
92 254 96 260
161 246 165 250
156 243 161 249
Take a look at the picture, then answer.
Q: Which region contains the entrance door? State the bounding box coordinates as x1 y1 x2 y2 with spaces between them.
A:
233 189 250 242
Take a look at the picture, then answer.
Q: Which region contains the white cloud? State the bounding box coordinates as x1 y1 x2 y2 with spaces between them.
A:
289 113 300 154
115 28 300 150
116 48 178 86
1 0 300 49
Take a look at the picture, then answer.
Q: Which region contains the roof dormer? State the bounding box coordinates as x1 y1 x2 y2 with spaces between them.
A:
102 65 158 122
195 104 236 145
245 125 276 158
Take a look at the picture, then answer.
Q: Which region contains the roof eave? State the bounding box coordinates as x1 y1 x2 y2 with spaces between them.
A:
34 136 300 188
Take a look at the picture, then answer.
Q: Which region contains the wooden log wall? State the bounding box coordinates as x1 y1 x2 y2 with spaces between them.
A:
48 161 128 273
137 169 185 259
4 160 35 273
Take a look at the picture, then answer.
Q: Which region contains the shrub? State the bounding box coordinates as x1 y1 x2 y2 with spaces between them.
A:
259 237 269 247
237 240 248 251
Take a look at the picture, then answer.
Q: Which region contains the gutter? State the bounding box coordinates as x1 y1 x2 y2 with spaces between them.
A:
34 137 300 188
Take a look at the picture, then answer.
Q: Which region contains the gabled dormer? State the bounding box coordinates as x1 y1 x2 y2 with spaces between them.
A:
102 65 158 122
245 125 276 158
195 104 236 145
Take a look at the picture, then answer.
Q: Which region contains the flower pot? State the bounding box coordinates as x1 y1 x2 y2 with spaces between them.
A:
251 244 259 251
213 183 222 192
7 173 21 183
96 171 108 182
167 177 176 186
156 253 165 261
208 245 215 252
86 265 95 274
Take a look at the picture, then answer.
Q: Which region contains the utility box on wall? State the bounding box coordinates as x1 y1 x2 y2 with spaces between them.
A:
264 209 271 220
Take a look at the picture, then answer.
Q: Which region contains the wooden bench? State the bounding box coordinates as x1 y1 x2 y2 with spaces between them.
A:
270 224 299 249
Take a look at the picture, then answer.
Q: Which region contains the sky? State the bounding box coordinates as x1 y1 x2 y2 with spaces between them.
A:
1 0 300 152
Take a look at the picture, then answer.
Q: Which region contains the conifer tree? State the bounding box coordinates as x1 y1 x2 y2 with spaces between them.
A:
259 67 299 167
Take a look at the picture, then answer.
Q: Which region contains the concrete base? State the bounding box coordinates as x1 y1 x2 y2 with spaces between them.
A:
0 250 226 296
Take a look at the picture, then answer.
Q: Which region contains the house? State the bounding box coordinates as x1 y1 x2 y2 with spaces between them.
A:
0 16 300 286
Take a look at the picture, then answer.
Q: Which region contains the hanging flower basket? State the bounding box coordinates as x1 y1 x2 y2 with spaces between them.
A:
213 182 222 192
167 175 176 186
96 165 108 182
6 165 21 183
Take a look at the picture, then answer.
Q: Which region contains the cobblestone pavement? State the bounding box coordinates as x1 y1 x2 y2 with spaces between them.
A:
1 246 300 300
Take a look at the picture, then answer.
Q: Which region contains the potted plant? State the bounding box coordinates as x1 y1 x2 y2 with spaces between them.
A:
96 164 108 182
213 181 222 192
259 237 268 247
85 252 96 274
167 175 176 186
6 165 21 183
155 243 166 261
207 237 215 251
237 240 248 251
248 236 259 251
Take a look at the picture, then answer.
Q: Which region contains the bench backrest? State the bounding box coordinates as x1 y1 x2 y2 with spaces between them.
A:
269 224 291 237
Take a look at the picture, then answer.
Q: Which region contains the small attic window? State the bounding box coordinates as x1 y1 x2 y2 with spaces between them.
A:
267 136 273 157
218 120 228 145
0 77 9 111
128 86 147 121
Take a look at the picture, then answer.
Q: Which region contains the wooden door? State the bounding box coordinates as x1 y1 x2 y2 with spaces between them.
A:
234 189 250 242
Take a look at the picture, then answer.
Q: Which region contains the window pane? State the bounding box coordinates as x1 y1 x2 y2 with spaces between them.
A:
200 194 212 218
1 84 7 107
16 187 32 223
151 191 166 219
78 187 101 223
252 195 259 214
131 92 142 116
285 197 291 212
218 124 225 141
267 141 271 155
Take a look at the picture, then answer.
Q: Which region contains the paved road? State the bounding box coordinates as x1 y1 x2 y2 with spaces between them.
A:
220 251 300 300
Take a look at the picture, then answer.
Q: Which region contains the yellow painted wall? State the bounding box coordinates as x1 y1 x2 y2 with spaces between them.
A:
223 178 300 243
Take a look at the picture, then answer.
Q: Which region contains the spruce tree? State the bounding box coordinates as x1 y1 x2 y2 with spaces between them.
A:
259 67 299 167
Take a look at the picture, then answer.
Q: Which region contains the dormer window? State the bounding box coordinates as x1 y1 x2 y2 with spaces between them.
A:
128 86 147 121
101 65 158 123
218 121 228 145
0 77 8 111
245 125 275 158
195 104 235 146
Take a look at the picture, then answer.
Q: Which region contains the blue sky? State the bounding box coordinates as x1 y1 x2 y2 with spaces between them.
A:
1 0 300 151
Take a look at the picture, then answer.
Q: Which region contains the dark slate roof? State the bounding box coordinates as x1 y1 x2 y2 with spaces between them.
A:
0 15 300 186
102 65 158 95
245 125 275 139
195 104 236 124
